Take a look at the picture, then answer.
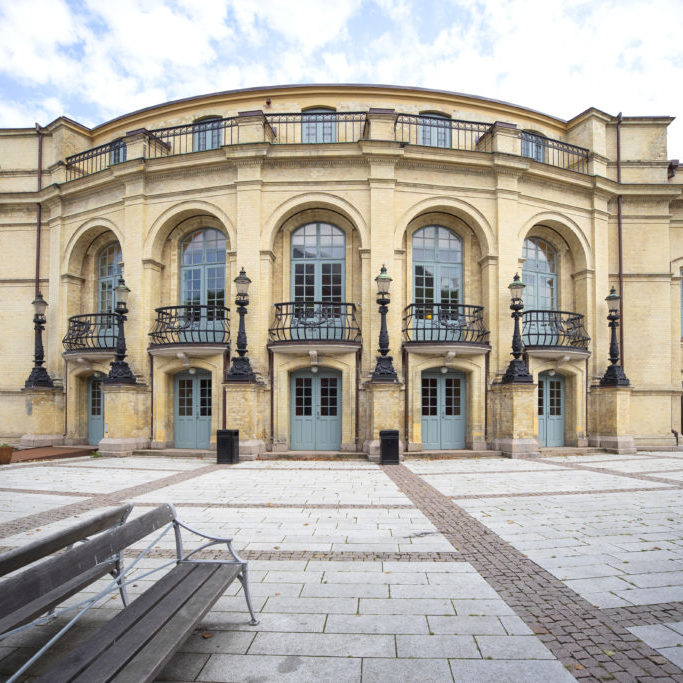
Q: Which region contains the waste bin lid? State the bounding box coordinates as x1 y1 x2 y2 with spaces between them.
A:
379 429 399 437
217 429 239 436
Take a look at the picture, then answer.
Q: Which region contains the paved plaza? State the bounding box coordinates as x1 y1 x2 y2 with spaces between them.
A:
1 452 683 681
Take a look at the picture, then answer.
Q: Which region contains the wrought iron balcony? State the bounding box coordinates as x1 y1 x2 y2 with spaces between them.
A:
269 302 361 343
63 313 118 353
395 115 494 152
149 305 230 346
522 310 590 350
266 112 368 144
403 303 489 344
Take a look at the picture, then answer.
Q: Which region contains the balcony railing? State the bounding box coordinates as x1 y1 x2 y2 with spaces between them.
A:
269 302 361 343
522 310 590 350
395 115 494 152
146 118 238 158
65 142 127 181
403 303 489 344
63 313 118 352
149 305 230 346
266 112 368 144
521 132 589 174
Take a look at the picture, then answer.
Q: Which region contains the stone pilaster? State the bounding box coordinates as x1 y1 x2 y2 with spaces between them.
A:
223 382 268 459
19 387 65 448
98 383 150 456
489 382 539 457
588 385 636 454
363 381 404 461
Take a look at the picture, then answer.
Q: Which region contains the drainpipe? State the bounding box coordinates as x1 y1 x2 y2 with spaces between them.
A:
484 348 490 444
403 347 409 451
616 113 625 368
269 348 274 450
34 124 44 297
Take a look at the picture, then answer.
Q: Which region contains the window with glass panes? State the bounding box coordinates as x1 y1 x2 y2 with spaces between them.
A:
291 223 345 302
522 237 557 309
418 113 452 148
413 226 462 306
97 243 122 313
180 229 226 318
301 108 336 143
193 117 222 152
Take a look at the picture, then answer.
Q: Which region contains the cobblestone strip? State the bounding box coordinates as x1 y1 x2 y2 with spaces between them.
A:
383 463 683 681
0 464 220 540
132 501 415 510
601 603 683 629
450 485 680 500
523 456 683 488
0 487 96 498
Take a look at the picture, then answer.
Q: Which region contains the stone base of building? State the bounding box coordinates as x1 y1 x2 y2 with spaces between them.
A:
18 433 65 449
240 439 264 460
492 437 540 458
97 437 150 457
363 439 405 463
588 435 637 454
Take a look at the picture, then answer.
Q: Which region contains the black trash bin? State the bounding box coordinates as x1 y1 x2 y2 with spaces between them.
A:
379 429 399 465
217 429 239 464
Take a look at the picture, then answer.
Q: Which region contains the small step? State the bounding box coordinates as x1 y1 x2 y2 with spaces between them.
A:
258 451 368 461
131 449 215 460
539 447 602 457
404 450 503 460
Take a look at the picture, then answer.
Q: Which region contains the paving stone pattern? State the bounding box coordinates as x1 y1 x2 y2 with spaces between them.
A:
1 453 683 681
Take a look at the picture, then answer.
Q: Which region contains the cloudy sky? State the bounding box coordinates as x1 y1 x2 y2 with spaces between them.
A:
1 0 683 155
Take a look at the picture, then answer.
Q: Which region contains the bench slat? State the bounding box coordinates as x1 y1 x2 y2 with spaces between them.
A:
41 562 241 683
0 505 174 617
0 504 132 577
0 559 117 636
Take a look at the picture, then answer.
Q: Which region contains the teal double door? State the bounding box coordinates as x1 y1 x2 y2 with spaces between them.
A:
421 370 466 450
538 372 565 447
290 369 342 451
174 370 212 449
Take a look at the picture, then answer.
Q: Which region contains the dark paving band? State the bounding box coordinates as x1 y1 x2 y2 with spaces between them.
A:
382 463 683 681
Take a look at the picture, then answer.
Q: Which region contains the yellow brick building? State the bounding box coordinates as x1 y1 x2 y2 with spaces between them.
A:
1 84 681 458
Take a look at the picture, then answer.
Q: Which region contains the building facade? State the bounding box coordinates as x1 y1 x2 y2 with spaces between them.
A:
1 84 681 457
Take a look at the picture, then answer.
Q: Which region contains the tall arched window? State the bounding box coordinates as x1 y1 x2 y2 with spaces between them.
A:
180 229 226 312
419 112 452 148
97 243 122 313
301 108 337 143
193 117 222 152
522 237 557 309
413 225 462 306
291 222 345 302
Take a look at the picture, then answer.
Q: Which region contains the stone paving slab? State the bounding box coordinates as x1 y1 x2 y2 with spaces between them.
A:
2 453 683 680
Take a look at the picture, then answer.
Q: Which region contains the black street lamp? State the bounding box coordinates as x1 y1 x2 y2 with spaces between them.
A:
25 292 54 388
599 287 630 386
501 273 533 384
371 265 398 382
226 267 256 382
104 277 136 384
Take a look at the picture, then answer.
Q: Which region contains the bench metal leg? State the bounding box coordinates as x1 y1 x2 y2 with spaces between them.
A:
111 552 129 607
237 565 259 625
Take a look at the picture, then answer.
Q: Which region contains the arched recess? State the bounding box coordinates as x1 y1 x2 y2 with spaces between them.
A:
395 198 496 258
62 218 124 318
269 207 363 310
262 193 368 253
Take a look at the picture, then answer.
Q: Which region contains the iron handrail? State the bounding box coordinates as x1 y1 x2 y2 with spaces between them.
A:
403 303 489 344
395 114 494 152
265 112 368 144
149 305 230 346
269 302 361 342
522 309 590 349
62 313 118 352
521 132 589 173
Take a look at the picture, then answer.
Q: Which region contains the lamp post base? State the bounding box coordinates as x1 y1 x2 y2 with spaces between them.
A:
103 360 137 385
24 366 54 388
501 358 533 384
599 364 630 386
371 355 398 382
226 356 256 382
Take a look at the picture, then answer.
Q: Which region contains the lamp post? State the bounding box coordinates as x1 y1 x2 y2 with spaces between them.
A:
104 277 136 384
371 265 398 381
226 267 256 382
599 287 630 386
25 292 54 388
501 273 533 384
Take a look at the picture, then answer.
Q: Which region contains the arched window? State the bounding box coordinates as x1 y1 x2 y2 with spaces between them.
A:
521 131 546 162
109 139 126 165
291 222 345 301
419 112 452 148
180 229 226 310
301 107 336 143
413 225 462 305
522 236 557 309
193 117 222 152
97 243 122 313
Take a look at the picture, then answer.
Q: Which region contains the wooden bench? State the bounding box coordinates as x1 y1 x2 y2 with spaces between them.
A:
0 503 258 682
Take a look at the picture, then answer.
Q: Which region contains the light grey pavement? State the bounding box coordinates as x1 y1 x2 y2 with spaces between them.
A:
0 451 682 681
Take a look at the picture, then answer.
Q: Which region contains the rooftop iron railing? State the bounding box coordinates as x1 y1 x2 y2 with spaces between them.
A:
395 115 494 153
266 112 368 144
149 305 230 346
269 302 361 343
521 132 589 174
403 303 489 344
522 310 590 350
146 118 238 158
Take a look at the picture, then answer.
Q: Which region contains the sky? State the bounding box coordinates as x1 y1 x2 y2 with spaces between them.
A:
1 0 683 155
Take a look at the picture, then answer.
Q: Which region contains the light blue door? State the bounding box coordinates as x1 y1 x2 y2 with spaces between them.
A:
174 370 212 449
87 375 104 446
290 369 341 451
421 371 466 450
538 372 564 447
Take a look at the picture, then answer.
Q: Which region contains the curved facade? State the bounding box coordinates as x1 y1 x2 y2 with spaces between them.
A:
1 84 682 456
